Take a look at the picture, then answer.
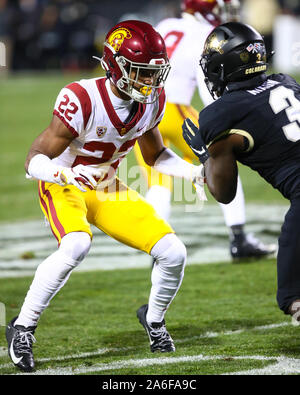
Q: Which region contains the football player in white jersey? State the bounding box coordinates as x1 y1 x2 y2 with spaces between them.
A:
5 20 206 372
134 0 276 260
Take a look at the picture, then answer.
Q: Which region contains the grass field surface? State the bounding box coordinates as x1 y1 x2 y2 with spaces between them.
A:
1 261 299 375
0 72 299 376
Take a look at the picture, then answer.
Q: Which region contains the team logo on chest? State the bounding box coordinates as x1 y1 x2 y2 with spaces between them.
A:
96 126 107 137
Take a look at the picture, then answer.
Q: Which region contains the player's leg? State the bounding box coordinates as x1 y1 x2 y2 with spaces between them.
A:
91 179 186 352
277 198 300 318
133 101 191 222
6 182 93 371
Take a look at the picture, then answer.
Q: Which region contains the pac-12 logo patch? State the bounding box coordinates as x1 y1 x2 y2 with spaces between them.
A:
96 126 107 137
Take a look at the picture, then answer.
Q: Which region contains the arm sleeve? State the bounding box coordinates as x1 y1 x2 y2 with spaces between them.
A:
153 148 196 180
27 153 65 184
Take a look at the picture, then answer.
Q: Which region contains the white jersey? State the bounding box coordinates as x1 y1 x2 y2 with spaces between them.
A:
156 12 214 106
52 77 166 182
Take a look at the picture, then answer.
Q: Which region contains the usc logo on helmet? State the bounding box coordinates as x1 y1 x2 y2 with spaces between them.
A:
107 28 132 52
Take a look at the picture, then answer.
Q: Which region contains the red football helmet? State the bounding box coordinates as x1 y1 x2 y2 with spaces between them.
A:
181 0 220 26
181 0 240 26
99 20 171 104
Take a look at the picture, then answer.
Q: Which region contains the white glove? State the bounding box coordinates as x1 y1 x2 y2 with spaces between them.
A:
191 164 207 201
59 165 105 192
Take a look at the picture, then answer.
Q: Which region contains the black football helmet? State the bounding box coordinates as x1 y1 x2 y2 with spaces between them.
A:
200 22 269 99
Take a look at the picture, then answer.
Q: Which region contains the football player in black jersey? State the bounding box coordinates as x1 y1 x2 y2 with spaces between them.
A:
182 21 300 320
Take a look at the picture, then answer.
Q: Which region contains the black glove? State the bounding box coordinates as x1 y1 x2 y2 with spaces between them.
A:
182 118 210 164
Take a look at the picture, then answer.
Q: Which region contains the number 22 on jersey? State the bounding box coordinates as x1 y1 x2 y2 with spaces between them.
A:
58 94 79 122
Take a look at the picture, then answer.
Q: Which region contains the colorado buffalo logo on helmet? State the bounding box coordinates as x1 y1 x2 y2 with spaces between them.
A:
204 33 227 55
108 28 132 52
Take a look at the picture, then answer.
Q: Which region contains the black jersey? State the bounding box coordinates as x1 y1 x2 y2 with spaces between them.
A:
198 73 300 199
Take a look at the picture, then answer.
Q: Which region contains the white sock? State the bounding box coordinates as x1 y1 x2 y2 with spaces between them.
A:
146 185 172 222
147 233 186 323
15 232 91 328
218 175 246 227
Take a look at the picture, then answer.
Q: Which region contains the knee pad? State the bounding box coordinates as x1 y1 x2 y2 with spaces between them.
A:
60 232 91 264
151 233 187 271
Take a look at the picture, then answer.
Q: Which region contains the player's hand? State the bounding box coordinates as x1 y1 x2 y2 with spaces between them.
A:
191 164 207 201
182 118 210 164
59 165 104 192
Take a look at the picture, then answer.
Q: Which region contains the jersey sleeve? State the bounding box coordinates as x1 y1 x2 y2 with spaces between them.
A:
198 94 256 152
198 99 236 146
53 82 92 137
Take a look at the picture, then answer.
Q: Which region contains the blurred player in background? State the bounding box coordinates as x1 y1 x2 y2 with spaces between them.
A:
182 21 300 323
5 20 206 372
134 0 276 260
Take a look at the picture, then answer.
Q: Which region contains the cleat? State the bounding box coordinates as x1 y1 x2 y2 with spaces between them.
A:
230 233 277 261
136 304 175 353
289 300 300 325
6 317 36 372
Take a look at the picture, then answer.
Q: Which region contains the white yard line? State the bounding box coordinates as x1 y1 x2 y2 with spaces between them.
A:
226 356 300 375
0 321 292 373
15 354 282 375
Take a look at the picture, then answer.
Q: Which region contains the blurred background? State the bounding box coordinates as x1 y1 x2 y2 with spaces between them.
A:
0 0 299 223
0 0 300 75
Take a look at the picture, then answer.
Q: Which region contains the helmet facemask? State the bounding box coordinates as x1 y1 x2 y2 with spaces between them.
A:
114 55 171 104
200 54 226 99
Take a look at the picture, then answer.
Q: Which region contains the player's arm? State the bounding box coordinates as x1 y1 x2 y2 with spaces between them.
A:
137 125 165 166
25 115 100 192
138 126 207 200
182 118 244 203
25 115 75 168
204 134 243 204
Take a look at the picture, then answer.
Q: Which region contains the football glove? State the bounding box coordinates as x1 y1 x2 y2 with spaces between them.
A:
191 164 207 201
182 118 210 164
60 165 105 192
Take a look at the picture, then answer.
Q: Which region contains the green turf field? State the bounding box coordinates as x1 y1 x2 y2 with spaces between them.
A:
1 260 299 375
0 72 299 375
